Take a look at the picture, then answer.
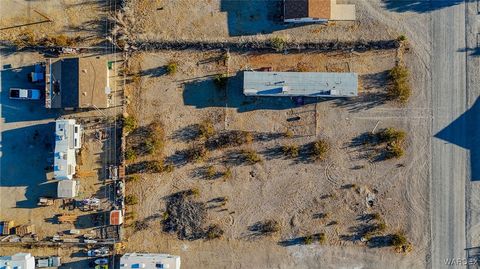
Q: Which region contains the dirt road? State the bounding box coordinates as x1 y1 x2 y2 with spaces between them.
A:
430 1 467 268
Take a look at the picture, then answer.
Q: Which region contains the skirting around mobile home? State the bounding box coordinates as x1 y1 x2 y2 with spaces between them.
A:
243 71 358 98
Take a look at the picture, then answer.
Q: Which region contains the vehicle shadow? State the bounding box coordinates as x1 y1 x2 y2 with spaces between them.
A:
434 97 480 181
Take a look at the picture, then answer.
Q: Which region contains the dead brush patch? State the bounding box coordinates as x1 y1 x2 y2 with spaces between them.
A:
126 121 166 158
206 130 253 150
163 190 224 240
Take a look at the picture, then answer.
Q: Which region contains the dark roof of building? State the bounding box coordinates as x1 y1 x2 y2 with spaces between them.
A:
284 0 331 20
61 58 80 108
46 57 108 109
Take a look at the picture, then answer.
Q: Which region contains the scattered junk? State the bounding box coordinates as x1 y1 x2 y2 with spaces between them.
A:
14 224 35 237
36 256 61 268
57 214 76 224
68 229 80 235
0 220 14 235
109 165 118 181
95 129 109 141
28 62 46 83
87 247 110 257
83 230 97 240
109 210 124 226
37 197 55 206
1 234 21 242
80 198 101 211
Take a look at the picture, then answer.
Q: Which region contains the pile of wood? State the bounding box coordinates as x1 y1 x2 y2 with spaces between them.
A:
14 224 35 236
58 214 77 224
0 220 14 235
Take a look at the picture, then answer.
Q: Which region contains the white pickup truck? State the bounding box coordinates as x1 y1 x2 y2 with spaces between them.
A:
9 88 41 100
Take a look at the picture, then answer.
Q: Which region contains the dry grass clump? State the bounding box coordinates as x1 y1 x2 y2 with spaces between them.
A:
186 144 208 163
197 119 215 140
391 231 412 252
206 131 253 150
241 149 262 164
376 128 406 159
125 149 137 161
205 165 217 179
388 63 411 104
126 160 173 174
282 144 300 158
249 219 281 235
125 194 138 205
222 167 232 180
270 36 286 51
123 115 137 134
311 139 329 160
206 224 224 240
13 31 81 48
304 233 325 245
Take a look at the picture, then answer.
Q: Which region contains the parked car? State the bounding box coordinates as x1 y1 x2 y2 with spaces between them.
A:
94 258 109 265
9 88 41 100
87 247 110 257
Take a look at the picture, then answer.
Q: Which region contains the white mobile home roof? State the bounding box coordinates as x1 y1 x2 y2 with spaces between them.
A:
243 71 358 97
120 253 181 269
57 179 77 198
0 253 35 269
54 119 81 180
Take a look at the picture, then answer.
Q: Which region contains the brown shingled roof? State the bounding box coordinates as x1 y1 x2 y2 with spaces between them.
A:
284 0 331 20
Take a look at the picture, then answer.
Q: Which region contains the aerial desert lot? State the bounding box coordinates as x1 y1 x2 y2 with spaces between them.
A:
2 0 480 269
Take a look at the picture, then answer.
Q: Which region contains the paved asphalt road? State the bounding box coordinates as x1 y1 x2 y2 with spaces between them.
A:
430 1 467 268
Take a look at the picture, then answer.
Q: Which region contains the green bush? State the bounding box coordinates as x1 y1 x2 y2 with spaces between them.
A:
377 128 406 143
223 167 232 180
284 129 294 138
125 194 138 205
377 128 406 159
213 73 229 89
242 149 262 164
206 165 216 179
388 64 411 104
206 224 224 240
385 141 405 159
304 235 313 245
166 61 178 75
125 149 137 161
186 144 208 162
312 139 329 160
282 144 299 158
270 36 286 51
198 119 215 139
126 174 140 183
391 232 408 247
397 35 407 42
123 115 137 134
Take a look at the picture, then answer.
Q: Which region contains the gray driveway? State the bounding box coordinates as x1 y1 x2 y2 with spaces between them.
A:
430 1 467 268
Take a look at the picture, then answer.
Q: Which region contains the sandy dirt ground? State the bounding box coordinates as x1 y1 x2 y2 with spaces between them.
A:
0 0 114 45
122 44 429 268
125 0 427 44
